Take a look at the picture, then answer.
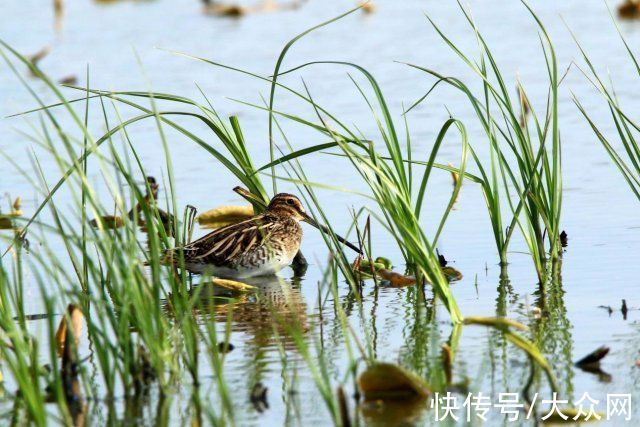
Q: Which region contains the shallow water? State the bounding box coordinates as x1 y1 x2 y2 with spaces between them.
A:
2 0 640 425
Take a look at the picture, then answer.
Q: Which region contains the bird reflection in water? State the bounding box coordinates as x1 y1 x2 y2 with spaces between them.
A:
163 273 309 350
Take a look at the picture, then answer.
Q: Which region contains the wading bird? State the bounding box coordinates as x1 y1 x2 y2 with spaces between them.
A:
163 193 359 278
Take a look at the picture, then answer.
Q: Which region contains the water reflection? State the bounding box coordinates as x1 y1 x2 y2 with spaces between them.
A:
489 265 518 398
532 261 575 398
359 398 427 427
174 274 309 351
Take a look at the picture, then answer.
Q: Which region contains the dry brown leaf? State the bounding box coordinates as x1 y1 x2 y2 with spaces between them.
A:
56 304 84 357
197 205 254 229
211 278 256 292
377 269 416 287
448 163 459 186
361 1 376 13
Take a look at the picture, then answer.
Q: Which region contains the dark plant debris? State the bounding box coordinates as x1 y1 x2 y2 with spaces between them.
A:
437 249 448 267
217 341 235 354
598 305 614 316
250 382 269 413
619 0 640 19
58 75 78 85
560 230 568 248
337 386 351 427
575 346 609 369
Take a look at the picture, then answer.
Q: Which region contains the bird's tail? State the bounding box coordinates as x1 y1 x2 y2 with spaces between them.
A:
159 247 195 267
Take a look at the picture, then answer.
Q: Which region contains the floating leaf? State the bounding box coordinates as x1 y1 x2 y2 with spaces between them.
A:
373 256 393 269
357 362 431 401
442 266 463 282
211 278 256 292
353 256 459 287
377 269 416 287
542 407 603 423
197 205 254 229
353 257 392 280
575 346 609 369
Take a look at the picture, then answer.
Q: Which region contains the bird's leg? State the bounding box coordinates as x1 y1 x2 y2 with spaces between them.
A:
291 250 308 277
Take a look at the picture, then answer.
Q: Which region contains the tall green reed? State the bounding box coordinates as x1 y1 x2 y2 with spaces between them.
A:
406 1 563 282
0 2 565 421
571 7 640 202
0 44 247 424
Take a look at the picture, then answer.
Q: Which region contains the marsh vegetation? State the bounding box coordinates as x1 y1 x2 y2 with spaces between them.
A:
1 0 640 425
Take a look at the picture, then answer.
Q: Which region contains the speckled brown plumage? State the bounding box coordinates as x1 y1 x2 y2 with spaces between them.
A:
164 193 308 278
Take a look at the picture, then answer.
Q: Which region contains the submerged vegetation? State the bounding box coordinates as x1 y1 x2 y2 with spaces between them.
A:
0 1 638 425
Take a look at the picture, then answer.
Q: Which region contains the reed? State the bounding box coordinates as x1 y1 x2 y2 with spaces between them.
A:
405 0 563 282
571 6 640 203
0 2 565 422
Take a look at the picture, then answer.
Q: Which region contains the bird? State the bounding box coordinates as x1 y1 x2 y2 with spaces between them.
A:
163 193 358 278
129 176 175 233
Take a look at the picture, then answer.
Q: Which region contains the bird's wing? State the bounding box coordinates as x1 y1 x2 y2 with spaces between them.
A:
183 215 278 263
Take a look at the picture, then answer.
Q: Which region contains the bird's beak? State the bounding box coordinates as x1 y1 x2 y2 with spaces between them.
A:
302 213 362 255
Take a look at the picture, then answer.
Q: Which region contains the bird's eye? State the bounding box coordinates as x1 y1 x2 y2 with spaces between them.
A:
286 199 295 205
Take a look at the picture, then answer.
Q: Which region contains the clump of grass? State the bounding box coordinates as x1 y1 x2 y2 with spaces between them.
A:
215 9 469 323
0 2 565 422
0 42 249 424
405 1 563 282
571 5 640 203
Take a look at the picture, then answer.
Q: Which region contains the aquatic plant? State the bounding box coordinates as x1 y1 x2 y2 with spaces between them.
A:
406 1 563 282
0 2 567 424
572 6 640 204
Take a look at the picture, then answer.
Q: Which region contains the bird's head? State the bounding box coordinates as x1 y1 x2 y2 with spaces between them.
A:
146 176 159 199
266 193 309 222
265 192 362 254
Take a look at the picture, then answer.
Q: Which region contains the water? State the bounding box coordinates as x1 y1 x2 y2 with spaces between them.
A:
2 0 640 425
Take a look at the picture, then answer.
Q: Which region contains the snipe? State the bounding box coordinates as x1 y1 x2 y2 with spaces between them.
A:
129 176 175 232
163 193 358 278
